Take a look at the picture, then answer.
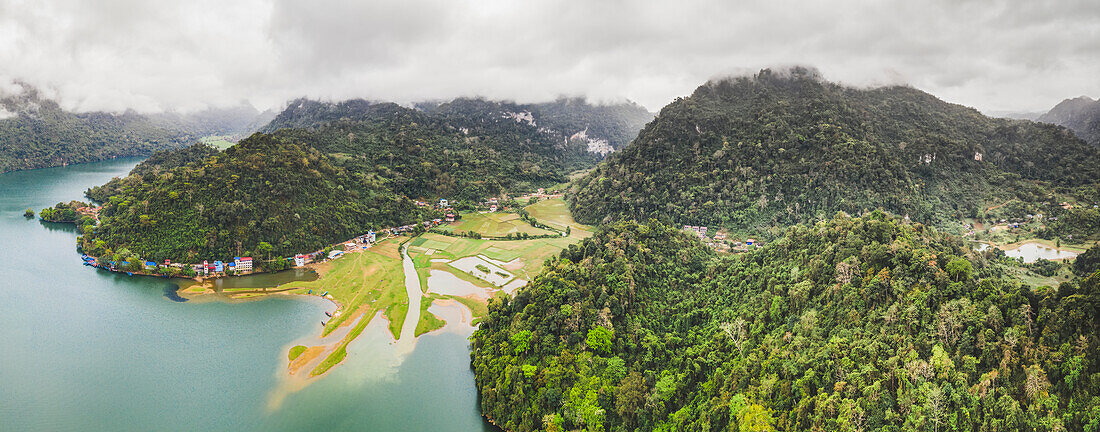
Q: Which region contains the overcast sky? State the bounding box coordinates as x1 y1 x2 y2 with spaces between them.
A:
0 0 1097 114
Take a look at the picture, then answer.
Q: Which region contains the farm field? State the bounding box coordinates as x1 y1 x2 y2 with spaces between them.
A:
434 211 557 238
524 198 594 238
199 135 236 150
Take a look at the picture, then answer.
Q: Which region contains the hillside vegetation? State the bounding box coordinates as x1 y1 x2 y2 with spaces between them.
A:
569 68 1100 235
0 85 272 173
85 143 221 203
1038 96 1100 147
471 213 1100 431
0 86 191 173
262 97 651 200
81 134 429 263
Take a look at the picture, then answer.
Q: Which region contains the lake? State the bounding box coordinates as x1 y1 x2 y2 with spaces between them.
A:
0 159 493 431
1001 241 1079 263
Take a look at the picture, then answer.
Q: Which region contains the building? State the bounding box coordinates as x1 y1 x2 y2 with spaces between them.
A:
345 242 356 251
746 238 755 246
144 261 157 270
294 255 306 267
489 204 498 212
367 230 376 243
682 225 707 239
234 257 253 272
192 264 205 273
328 250 344 260
214 260 224 272
445 211 455 222
439 198 449 207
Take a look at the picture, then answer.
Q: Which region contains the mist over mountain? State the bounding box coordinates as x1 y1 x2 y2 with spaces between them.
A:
569 67 1100 232
0 84 273 173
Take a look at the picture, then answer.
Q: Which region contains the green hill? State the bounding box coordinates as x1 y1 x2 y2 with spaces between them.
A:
80 133 429 264
471 213 1100 431
569 68 1100 235
0 85 273 173
262 97 650 201
0 85 191 173
84 143 221 203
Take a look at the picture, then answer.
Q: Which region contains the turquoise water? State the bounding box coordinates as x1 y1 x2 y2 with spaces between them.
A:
0 159 492 431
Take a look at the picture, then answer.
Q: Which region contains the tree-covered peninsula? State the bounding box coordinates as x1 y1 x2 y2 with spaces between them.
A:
569 68 1100 236
471 213 1100 431
81 133 429 263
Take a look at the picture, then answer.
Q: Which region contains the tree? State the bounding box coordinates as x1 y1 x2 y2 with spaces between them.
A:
23 208 34 218
1074 245 1100 277
945 257 973 281
585 326 613 354
256 241 274 259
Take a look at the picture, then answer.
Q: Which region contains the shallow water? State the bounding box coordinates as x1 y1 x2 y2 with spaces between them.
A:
427 269 489 297
1001 242 1078 263
0 159 493 431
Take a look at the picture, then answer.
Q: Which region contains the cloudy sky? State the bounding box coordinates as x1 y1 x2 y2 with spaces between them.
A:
0 0 1097 114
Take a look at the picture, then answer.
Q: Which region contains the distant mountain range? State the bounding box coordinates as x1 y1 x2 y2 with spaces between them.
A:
569 67 1099 233
1038 96 1100 147
0 84 272 173
264 96 653 155
261 96 652 200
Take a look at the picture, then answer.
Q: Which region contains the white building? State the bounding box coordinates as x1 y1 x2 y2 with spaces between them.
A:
234 257 253 272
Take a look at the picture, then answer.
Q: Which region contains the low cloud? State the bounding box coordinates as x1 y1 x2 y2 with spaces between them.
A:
0 0 1097 114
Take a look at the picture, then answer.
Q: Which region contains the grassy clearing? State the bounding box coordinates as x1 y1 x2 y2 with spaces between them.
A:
411 232 578 276
282 238 405 336
524 198 594 238
415 296 446 336
386 303 407 340
310 346 347 377
279 238 410 376
200 135 236 150
288 345 307 361
436 212 557 237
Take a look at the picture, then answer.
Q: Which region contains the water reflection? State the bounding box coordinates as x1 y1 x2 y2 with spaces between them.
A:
1001 242 1078 263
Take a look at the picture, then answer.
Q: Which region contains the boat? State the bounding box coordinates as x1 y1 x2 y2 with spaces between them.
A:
127 272 133 276
325 311 332 317
321 321 327 326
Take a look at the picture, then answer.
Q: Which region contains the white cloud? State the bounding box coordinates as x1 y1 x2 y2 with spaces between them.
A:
0 0 1097 114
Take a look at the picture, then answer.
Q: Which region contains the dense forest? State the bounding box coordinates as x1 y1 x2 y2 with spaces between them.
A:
0 84 272 173
569 68 1100 236
1038 96 1100 148
471 213 1100 431
80 134 431 263
264 97 650 200
85 143 221 203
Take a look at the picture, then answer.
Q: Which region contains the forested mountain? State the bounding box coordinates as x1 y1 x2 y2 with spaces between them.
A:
418 97 654 154
259 97 650 200
569 68 1100 234
0 85 191 173
471 213 1100 431
1038 96 1100 147
84 143 221 203
0 84 273 173
80 134 429 263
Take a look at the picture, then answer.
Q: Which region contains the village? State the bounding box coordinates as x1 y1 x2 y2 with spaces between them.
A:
76 187 572 281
